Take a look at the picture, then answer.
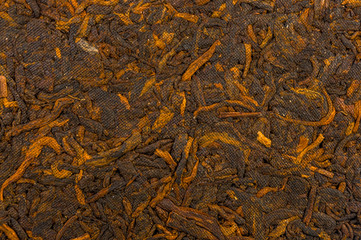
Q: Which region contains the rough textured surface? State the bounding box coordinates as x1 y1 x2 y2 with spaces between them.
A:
0 0 361 239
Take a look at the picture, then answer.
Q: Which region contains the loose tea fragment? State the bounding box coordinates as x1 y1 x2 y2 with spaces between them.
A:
0 76 7 98
182 40 221 81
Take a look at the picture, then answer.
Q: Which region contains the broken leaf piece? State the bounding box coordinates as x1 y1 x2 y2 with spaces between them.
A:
199 132 242 148
268 216 299 238
257 131 271 148
182 40 221 81
152 107 174 131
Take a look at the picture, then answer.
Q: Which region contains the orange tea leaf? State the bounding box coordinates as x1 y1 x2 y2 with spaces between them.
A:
117 93 131 110
174 13 198 23
70 233 91 240
182 40 221 81
51 161 72 179
155 149 177 170
257 131 271 148
256 187 278 198
152 107 174 131
114 12 133 25
296 134 324 164
243 43 252 78
296 135 309 153
268 216 299 238
0 75 7 98
1 137 61 201
199 132 242 148
74 185 86 205
140 76 156 97
0 224 19 240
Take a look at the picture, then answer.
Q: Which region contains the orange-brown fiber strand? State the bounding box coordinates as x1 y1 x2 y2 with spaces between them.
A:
247 25 258 43
55 215 79 240
181 156 200 187
308 165 334 178
225 100 256 112
194 103 221 117
243 43 252 78
0 75 7 98
296 134 324 165
353 100 361 133
0 137 61 201
342 0 361 7
256 187 278 198
219 112 262 118
277 87 336 126
70 233 91 240
182 40 221 81
5 98 73 139
0 223 19 240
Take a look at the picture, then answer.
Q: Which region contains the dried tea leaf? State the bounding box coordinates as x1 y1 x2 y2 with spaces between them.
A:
51 161 72 179
182 40 221 81
132 2 151 14
0 75 8 98
257 131 271 148
152 107 174 131
0 12 20 27
256 187 278 198
1 137 61 200
346 122 355 136
296 134 324 165
140 77 156 97
123 197 133 216
161 32 175 44
67 137 92 166
76 38 99 54
199 132 242 148
71 233 91 240
296 135 309 153
86 185 113 203
180 92 186 116
114 12 133 25
299 8 313 31
260 26 273 48
243 43 252 78
268 216 299 237
75 185 86 205
174 13 198 23
353 100 361 133
153 34 166 49
247 25 258 43
77 14 91 38
211 3 226 18
149 182 172 208
117 93 131 110
6 98 74 139
347 80 360 97
155 149 177 170
342 0 361 7
318 231 332 240
181 157 200 187
277 87 335 126
308 166 334 178
194 103 221 117
132 195 151 217
0 224 19 240
195 0 210 5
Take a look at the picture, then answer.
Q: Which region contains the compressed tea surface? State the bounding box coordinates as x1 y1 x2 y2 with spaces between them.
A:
1 0 361 239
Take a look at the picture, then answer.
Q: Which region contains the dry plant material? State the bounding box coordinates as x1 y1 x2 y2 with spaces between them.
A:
0 0 359 239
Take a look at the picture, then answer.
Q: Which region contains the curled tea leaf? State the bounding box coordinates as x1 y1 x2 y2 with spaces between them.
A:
268 216 299 238
152 107 174 131
182 40 221 81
